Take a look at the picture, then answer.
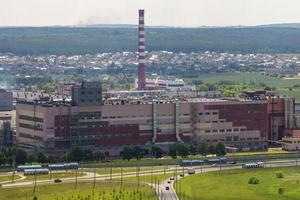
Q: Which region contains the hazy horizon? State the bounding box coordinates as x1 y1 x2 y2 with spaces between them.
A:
1 0 300 27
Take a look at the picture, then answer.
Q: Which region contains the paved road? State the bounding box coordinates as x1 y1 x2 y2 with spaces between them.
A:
157 160 300 200
2 159 300 200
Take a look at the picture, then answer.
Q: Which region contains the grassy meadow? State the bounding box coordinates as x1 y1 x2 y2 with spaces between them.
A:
0 181 157 200
188 72 300 103
178 167 300 200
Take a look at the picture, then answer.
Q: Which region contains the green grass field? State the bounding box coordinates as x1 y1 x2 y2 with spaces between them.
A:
0 174 21 183
20 171 85 182
95 165 170 175
189 72 300 102
178 167 300 200
117 173 173 184
0 181 157 200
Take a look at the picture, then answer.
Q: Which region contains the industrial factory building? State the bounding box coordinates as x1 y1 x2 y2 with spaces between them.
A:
15 81 295 156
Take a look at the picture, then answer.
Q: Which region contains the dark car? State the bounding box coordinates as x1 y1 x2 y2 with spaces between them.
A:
228 161 237 164
54 179 62 183
167 180 171 184
165 186 170 190
170 177 174 180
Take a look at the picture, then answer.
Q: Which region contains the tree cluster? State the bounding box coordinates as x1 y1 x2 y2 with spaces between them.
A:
169 141 226 159
66 147 106 162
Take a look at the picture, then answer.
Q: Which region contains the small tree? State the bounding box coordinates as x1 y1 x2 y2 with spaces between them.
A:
67 147 84 162
15 149 28 165
168 144 177 159
132 146 145 160
278 188 284 195
121 146 133 161
207 144 216 156
197 142 208 156
83 149 94 161
189 144 197 156
36 152 48 164
248 177 259 184
177 143 189 158
94 151 106 162
150 145 163 159
28 154 36 164
0 151 6 166
275 171 284 179
215 142 226 156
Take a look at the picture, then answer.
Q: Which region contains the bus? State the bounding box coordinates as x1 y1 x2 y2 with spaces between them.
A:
180 160 204 166
24 168 49 176
242 162 264 168
17 165 42 172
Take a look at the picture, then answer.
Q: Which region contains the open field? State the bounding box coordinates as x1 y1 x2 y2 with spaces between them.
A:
95 165 171 175
0 181 157 200
0 174 21 183
116 173 173 184
19 171 85 182
190 72 300 102
178 166 300 200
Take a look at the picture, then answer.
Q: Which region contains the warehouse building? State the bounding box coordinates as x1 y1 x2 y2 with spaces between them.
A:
15 82 295 156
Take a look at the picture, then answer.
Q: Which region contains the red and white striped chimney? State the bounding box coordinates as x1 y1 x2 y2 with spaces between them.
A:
138 9 146 90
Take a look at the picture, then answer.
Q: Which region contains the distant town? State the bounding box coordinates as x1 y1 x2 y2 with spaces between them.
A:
2 6 300 200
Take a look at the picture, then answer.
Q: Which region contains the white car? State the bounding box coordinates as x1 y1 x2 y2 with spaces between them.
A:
187 167 195 174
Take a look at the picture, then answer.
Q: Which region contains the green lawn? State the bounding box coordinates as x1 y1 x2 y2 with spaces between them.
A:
82 158 179 168
0 181 157 200
178 167 300 200
95 165 172 176
20 171 85 182
188 72 300 102
117 173 173 184
0 174 21 183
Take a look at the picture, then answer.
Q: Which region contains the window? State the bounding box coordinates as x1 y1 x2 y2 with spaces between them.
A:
226 129 232 132
205 130 211 133
233 128 239 132
212 129 218 133
205 112 210 115
199 113 203 115
212 112 218 115
219 129 225 132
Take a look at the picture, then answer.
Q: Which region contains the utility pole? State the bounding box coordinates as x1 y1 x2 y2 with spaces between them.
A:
110 165 112 182
11 155 15 184
121 162 123 188
75 169 78 190
93 168 96 190
137 162 140 192
33 171 37 195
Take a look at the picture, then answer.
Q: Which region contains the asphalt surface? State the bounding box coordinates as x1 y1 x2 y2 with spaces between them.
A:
1 159 300 200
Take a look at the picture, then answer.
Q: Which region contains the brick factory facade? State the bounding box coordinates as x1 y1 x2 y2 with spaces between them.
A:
15 91 295 156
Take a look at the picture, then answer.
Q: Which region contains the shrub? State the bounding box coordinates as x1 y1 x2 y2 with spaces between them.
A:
275 172 284 178
278 188 284 195
248 177 259 184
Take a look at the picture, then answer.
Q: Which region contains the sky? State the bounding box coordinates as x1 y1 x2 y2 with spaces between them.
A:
0 0 300 27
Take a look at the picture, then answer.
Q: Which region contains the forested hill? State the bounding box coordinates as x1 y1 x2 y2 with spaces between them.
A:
1 26 300 55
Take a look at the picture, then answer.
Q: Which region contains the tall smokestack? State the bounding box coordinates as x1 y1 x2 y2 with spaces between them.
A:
138 9 146 90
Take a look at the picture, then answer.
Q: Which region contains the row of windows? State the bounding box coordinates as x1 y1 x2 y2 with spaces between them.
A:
199 112 218 116
19 132 43 141
204 128 247 133
205 137 260 143
19 123 43 131
19 115 43 123
204 120 226 123
81 91 101 95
